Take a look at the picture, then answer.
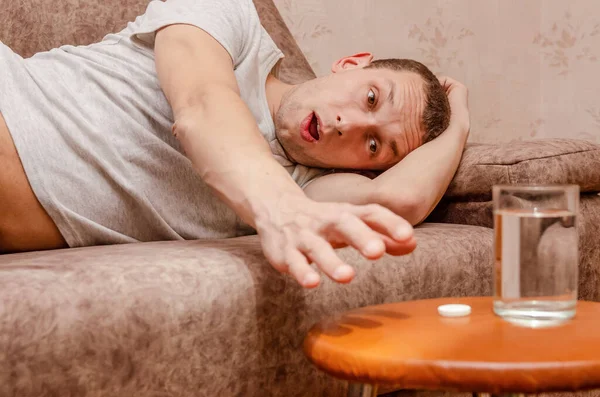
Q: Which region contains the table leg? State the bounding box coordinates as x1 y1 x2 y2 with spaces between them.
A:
347 383 378 397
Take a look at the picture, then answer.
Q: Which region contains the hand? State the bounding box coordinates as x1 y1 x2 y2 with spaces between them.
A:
438 76 470 134
255 194 416 288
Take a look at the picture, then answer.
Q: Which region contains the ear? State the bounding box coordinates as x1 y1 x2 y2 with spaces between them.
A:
331 52 374 73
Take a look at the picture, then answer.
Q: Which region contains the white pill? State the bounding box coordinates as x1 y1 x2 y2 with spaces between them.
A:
437 304 471 317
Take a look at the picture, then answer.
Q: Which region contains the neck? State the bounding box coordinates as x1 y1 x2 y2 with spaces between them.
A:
265 74 295 121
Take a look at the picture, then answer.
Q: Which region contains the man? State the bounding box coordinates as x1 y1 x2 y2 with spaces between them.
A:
0 0 470 288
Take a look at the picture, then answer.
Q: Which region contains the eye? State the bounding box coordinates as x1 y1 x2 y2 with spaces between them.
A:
369 137 378 154
367 89 376 107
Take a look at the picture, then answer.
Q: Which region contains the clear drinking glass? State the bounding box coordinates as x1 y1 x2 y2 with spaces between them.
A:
493 185 579 327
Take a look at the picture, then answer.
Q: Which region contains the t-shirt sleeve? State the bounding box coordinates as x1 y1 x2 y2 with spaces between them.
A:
129 0 254 64
291 164 334 190
292 166 379 190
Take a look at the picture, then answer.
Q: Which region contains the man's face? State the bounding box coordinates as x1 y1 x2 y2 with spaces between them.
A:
274 57 426 170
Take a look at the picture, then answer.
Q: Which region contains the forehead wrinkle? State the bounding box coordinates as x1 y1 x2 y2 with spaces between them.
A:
400 75 426 149
375 72 425 164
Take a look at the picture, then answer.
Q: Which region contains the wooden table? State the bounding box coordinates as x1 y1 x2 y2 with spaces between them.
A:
304 297 600 397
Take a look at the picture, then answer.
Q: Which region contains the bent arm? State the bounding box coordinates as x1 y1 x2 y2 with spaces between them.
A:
304 81 469 225
155 24 305 228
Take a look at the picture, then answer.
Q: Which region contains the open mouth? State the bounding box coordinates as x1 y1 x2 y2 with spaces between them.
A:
300 112 320 143
308 113 320 140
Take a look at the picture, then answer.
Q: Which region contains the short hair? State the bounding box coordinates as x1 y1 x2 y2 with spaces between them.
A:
365 59 450 143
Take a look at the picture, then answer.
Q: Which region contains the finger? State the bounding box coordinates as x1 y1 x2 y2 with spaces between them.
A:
353 204 414 242
285 247 321 288
259 232 289 274
437 76 454 93
378 232 417 256
298 232 355 283
439 75 458 85
333 212 386 259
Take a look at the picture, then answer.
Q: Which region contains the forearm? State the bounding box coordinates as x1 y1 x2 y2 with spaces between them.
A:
370 118 469 225
173 90 304 228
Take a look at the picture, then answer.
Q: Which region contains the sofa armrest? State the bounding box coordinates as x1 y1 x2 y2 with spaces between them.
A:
445 138 600 201
0 227 494 396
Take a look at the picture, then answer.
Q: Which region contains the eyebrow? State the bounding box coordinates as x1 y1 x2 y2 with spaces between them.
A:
386 79 395 106
389 139 400 159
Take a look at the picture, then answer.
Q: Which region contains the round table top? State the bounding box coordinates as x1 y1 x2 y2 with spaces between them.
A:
303 297 600 393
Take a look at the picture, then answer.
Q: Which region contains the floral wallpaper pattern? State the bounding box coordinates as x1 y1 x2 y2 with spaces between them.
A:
407 8 475 73
534 12 599 76
273 0 600 144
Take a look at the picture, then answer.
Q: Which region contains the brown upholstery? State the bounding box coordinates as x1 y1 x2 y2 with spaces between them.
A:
305 297 600 394
0 0 315 84
446 139 600 201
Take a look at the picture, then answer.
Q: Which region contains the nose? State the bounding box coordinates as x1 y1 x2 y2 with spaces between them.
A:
336 111 373 137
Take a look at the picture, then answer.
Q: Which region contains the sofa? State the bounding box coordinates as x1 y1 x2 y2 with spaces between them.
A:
1 0 599 396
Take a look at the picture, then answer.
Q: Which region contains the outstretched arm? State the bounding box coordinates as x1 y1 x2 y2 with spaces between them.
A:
304 77 470 225
154 24 416 288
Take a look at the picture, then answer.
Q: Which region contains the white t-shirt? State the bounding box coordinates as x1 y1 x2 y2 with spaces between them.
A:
0 0 325 246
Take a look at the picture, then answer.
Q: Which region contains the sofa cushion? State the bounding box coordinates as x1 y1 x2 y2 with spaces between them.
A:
0 224 492 397
446 139 600 201
0 0 315 84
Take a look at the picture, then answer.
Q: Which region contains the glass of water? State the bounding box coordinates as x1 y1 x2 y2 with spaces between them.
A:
493 185 579 327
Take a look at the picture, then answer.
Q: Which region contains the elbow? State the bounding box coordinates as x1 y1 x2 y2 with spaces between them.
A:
374 189 428 226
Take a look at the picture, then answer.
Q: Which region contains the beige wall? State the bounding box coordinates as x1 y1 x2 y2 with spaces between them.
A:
273 0 600 144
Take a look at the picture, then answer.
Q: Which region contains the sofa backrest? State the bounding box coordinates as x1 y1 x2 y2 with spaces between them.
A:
0 0 315 84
